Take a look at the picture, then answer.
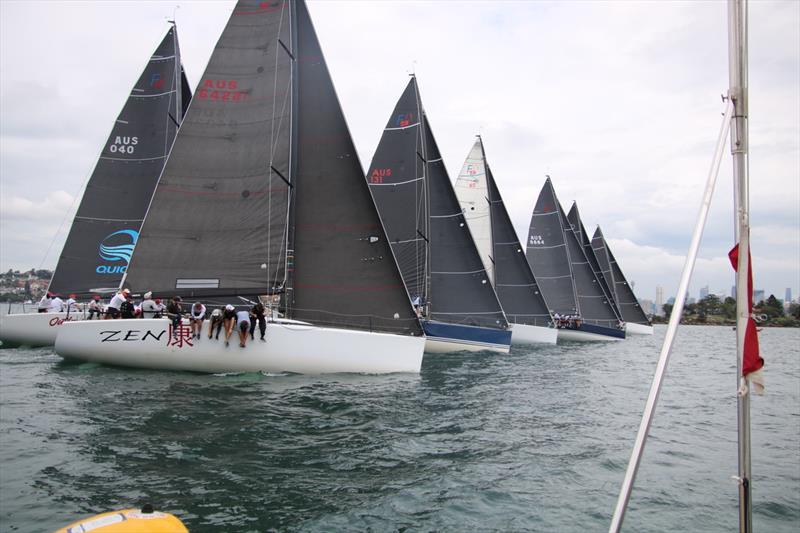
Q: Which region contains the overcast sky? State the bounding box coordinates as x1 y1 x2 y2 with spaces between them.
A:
1 0 798 304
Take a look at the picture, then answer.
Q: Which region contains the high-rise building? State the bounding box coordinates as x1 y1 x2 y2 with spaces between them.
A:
731 285 736 298
655 286 664 316
699 285 709 300
786 288 793 304
753 290 765 304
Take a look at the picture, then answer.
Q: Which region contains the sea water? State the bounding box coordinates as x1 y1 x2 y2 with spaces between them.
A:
0 325 797 532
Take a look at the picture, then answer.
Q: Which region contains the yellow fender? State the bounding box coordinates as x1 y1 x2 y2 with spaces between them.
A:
54 506 188 533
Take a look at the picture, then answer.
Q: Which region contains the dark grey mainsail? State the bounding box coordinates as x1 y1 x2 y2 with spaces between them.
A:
289 0 419 334
592 226 650 325
480 140 552 327
566 202 622 320
368 77 507 330
526 178 620 328
47 25 190 299
123 0 420 336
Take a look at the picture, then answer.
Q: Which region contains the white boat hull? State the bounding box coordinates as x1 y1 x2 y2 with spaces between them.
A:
424 337 510 354
556 328 624 342
509 323 558 345
54 318 425 374
625 322 654 335
0 312 86 347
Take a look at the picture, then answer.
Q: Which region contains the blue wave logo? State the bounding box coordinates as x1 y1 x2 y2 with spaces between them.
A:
98 229 139 263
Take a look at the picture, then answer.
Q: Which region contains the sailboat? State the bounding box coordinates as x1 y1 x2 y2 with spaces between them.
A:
566 204 620 315
55 0 426 374
454 137 557 345
590 226 653 335
366 77 512 354
0 24 191 348
526 178 625 341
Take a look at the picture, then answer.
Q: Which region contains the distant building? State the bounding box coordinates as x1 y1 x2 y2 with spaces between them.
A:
699 285 709 300
786 288 793 304
639 299 655 316
731 285 736 298
753 290 765 304
667 297 676 305
655 286 664 316
687 297 696 305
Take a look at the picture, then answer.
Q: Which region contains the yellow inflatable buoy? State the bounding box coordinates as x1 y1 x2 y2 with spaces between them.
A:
54 505 188 533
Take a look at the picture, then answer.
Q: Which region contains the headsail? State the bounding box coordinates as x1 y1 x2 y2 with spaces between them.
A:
289 0 420 335
591 226 650 326
47 25 190 299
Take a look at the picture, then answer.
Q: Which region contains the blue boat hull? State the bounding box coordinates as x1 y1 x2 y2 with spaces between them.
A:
421 320 512 353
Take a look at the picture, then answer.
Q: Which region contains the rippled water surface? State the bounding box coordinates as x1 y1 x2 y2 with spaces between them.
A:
1 326 798 532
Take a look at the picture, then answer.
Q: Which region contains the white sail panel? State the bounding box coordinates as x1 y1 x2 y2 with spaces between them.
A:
454 138 494 284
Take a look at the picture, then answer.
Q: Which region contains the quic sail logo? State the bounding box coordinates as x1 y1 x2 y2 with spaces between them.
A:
96 229 139 274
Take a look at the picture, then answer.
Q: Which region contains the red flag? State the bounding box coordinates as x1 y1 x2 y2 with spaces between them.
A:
729 244 765 393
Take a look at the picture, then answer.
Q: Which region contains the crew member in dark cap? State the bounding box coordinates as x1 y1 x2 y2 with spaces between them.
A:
166 295 183 334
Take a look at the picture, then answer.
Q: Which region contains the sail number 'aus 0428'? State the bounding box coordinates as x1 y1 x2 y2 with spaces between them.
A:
197 79 248 102
109 136 138 154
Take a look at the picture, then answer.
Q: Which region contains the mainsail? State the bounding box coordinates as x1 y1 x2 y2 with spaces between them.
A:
455 137 552 328
566 203 622 321
591 226 650 326
527 178 620 328
47 25 190 299
123 0 420 336
368 78 508 330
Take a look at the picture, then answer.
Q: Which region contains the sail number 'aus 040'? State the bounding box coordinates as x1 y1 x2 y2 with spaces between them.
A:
109 136 138 154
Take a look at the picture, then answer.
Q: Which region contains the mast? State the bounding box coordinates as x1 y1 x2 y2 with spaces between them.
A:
729 0 753 530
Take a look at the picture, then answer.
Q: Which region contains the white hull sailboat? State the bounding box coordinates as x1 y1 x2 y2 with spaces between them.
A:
624 322 654 336
0 312 85 347
56 318 425 374
509 323 558 345
0 26 191 348
54 0 427 374
454 137 557 346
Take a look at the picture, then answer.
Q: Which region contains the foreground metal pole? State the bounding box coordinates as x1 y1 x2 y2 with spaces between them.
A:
729 0 753 531
609 98 734 532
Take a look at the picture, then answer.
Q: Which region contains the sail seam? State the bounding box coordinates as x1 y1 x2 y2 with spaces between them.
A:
99 155 166 162
430 212 463 219
431 269 487 275
384 122 420 131
130 90 176 98
369 176 424 186
74 217 144 222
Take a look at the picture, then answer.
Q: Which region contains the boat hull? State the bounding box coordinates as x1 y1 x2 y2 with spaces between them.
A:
509 323 558 345
0 312 86 347
54 318 426 374
422 320 511 353
556 322 625 342
625 322 654 335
